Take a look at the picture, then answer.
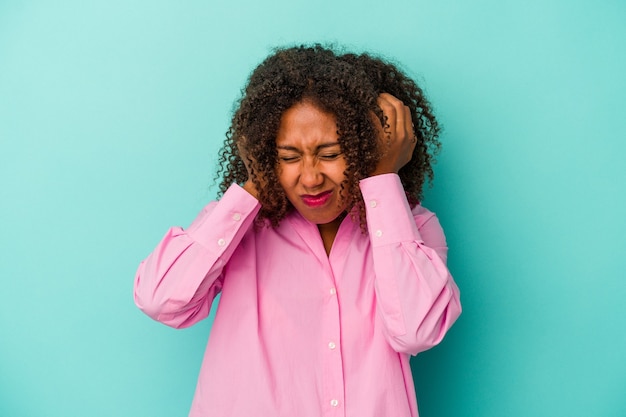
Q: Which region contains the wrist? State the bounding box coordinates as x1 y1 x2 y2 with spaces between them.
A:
370 165 398 177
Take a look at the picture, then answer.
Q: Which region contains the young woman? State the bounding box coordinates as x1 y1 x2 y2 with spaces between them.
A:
134 44 461 417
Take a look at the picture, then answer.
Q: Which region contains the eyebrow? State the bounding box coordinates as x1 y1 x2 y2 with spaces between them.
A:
276 142 341 152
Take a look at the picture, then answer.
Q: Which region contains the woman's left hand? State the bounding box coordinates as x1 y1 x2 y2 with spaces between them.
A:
371 93 417 176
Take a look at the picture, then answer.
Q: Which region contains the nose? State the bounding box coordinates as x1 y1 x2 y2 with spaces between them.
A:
300 158 324 190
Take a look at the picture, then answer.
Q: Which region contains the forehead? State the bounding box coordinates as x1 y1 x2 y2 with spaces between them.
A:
275 101 339 148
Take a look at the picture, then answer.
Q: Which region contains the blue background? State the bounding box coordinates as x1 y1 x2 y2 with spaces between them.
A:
1 1 625 416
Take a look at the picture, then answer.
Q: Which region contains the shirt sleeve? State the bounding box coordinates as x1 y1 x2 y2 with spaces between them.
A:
133 183 261 329
359 173 462 355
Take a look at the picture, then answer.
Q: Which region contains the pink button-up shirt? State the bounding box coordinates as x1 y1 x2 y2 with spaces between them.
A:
134 173 461 417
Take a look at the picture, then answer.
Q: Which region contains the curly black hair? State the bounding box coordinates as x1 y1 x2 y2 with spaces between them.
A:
216 44 441 229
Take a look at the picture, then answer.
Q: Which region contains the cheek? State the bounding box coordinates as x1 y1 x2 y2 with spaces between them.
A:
332 160 349 183
276 165 296 188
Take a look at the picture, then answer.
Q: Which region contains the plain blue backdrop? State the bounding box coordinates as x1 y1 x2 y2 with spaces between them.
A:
1 1 625 416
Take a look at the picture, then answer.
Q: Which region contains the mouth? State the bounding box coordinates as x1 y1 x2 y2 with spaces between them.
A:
301 190 333 208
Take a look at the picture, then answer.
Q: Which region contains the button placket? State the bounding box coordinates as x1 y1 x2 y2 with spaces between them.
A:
322 265 344 416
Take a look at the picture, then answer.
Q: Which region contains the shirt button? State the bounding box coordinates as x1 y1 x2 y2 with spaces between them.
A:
329 288 336 295
217 238 226 247
330 399 339 407
232 213 241 221
328 342 336 350
369 200 377 208
375 230 383 237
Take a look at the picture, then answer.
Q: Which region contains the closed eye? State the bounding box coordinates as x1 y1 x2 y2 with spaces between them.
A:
319 153 342 160
278 155 300 163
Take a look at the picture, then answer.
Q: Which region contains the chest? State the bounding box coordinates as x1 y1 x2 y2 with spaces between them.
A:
221 220 376 319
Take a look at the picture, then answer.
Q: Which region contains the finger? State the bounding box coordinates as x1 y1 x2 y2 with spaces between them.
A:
385 94 413 143
403 105 415 143
392 99 408 138
379 93 412 140
377 94 396 135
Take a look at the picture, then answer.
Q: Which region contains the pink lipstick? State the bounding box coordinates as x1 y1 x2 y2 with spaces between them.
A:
301 191 332 208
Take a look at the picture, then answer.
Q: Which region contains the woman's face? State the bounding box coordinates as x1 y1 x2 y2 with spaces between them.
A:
275 101 348 228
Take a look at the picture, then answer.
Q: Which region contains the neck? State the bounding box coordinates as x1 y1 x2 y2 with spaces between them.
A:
317 214 345 256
